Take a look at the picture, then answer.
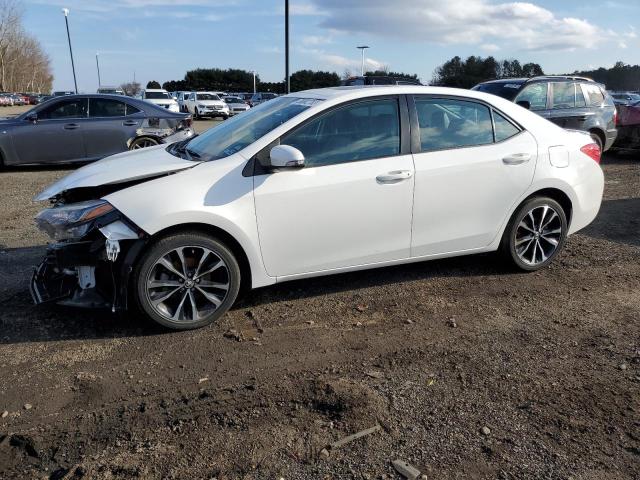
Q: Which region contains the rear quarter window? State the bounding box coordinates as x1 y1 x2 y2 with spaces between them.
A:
581 83 605 106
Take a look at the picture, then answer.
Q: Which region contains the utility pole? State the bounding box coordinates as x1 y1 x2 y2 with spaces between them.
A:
357 46 370 77
62 8 78 93
96 52 101 87
285 0 290 93
253 71 256 94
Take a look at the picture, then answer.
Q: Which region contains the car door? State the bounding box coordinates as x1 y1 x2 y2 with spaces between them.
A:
547 82 588 129
253 96 415 278
83 98 142 160
12 98 87 164
410 96 537 257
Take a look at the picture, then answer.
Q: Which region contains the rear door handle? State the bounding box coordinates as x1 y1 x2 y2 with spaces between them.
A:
63 123 79 130
123 120 138 126
376 170 413 184
502 153 531 165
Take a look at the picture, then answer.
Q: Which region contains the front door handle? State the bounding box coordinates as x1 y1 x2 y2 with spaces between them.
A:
63 123 79 130
376 170 413 184
123 120 138 126
502 153 531 165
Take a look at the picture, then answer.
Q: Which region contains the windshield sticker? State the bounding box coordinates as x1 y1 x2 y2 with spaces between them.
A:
504 84 521 89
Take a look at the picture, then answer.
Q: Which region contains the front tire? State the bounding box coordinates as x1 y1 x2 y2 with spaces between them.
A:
133 232 241 330
500 197 568 271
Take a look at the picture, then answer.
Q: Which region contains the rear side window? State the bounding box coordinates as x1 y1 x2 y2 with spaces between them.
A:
282 98 401 167
493 111 520 142
89 98 126 117
413 97 493 151
581 83 605 106
126 104 141 115
551 82 577 109
515 83 548 110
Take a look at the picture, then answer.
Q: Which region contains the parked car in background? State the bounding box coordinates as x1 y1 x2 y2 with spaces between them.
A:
0 93 13 106
0 94 194 167
473 76 617 152
342 75 422 86
141 89 180 112
610 92 640 105
97 86 125 95
224 96 250 115
183 91 229 119
31 86 603 330
613 99 640 150
176 91 192 112
249 92 278 106
10 94 26 106
53 91 75 96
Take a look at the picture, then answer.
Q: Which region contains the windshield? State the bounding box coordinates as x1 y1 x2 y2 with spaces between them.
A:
183 96 321 161
473 82 523 100
197 93 220 101
145 91 170 100
225 97 242 103
263 93 277 99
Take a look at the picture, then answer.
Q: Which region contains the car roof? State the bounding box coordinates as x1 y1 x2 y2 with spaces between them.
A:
286 85 511 101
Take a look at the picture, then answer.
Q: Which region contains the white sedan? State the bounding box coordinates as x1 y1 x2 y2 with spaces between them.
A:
32 86 604 330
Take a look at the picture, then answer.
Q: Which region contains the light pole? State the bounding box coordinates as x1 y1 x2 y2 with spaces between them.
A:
95 52 101 88
62 8 78 94
357 45 369 77
285 0 290 93
252 71 256 94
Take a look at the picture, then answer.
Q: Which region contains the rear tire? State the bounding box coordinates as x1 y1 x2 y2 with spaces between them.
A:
133 232 241 330
590 131 604 153
129 137 159 150
500 196 568 271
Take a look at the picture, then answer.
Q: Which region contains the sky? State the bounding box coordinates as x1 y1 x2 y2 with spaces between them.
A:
21 0 640 92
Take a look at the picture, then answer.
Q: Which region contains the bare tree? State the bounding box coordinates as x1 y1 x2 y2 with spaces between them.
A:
120 81 141 97
0 0 52 93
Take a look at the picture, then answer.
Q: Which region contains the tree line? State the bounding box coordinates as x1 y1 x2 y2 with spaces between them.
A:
0 0 52 93
431 56 544 89
571 61 640 91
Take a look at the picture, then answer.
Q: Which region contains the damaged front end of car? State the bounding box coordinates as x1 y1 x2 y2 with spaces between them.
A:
31 194 148 312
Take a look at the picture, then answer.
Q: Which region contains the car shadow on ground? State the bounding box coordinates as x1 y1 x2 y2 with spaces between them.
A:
0 245 511 344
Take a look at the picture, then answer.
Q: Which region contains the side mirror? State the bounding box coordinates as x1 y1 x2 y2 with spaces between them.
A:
269 144 305 169
26 113 38 123
516 100 531 110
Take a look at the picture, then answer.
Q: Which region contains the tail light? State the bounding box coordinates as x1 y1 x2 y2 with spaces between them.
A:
613 109 618 126
580 143 601 164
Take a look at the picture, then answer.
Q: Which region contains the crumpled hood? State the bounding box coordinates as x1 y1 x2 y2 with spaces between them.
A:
35 144 201 201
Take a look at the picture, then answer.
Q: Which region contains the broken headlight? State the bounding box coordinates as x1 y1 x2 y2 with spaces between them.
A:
35 200 115 241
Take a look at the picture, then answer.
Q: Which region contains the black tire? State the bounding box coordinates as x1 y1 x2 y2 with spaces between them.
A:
500 196 568 271
194 108 200 120
129 137 159 150
590 131 604 153
133 232 241 330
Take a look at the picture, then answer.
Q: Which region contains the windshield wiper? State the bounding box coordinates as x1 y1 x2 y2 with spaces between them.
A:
170 139 201 160
185 148 201 159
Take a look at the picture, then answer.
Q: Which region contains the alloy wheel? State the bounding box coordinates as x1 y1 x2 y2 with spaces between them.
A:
145 246 230 323
132 138 158 149
514 205 563 266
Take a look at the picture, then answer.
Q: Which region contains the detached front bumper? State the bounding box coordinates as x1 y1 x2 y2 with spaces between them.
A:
31 224 147 311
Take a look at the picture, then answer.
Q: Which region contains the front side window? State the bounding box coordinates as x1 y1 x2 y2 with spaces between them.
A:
515 83 548 110
551 82 576 109
282 98 400 167
89 98 126 117
414 97 493 151
38 99 88 119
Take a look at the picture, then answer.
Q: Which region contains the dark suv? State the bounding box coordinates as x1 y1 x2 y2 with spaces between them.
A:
472 76 617 151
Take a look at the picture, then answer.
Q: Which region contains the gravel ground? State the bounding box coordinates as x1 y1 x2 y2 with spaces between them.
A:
0 113 638 479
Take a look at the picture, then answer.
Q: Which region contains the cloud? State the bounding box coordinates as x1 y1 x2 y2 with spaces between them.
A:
299 46 386 72
309 0 609 52
302 35 333 46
